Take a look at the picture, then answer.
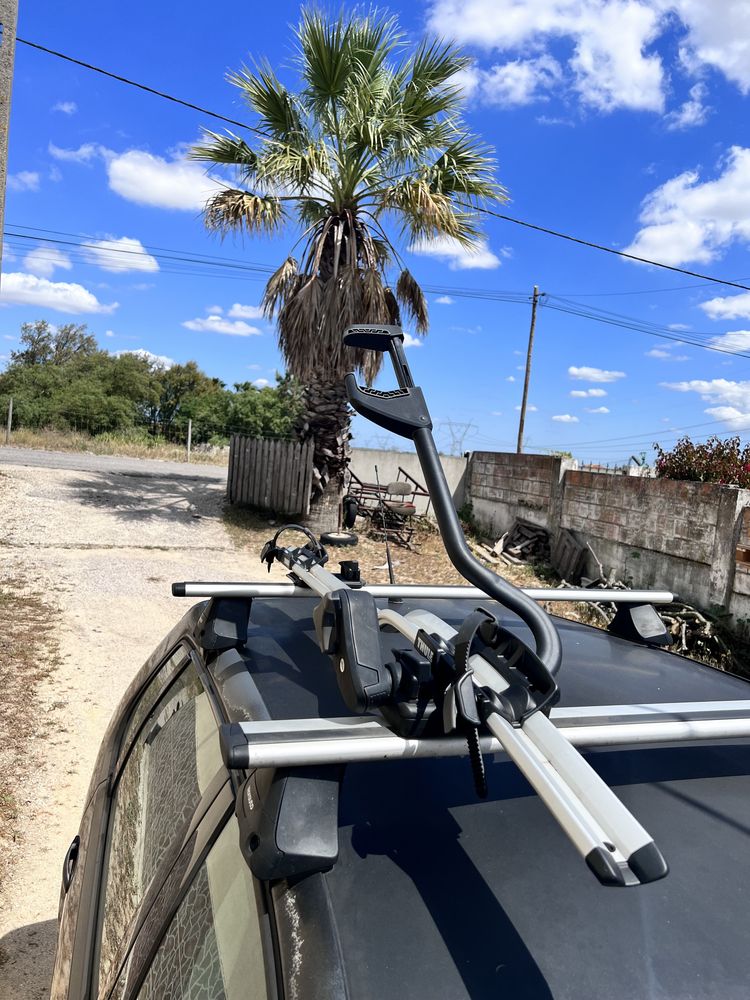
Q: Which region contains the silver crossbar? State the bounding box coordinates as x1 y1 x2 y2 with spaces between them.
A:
222 700 750 769
174 581 676 604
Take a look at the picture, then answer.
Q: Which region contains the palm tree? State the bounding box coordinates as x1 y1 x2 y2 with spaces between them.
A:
192 9 504 529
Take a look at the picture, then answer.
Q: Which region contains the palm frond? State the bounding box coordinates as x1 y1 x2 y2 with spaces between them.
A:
262 257 299 317
396 269 428 334
296 10 353 111
190 131 259 182
203 189 284 236
230 63 305 141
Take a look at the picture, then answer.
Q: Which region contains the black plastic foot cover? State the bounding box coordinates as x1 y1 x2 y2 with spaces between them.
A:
585 846 627 887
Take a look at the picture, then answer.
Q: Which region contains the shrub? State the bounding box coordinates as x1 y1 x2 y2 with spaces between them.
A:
653 435 750 488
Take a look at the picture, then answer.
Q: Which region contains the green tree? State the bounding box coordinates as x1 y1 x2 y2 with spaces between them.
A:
191 9 503 526
10 320 98 367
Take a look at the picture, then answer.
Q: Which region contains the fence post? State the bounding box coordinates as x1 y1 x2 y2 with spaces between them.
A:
186 419 192 463
4 396 12 445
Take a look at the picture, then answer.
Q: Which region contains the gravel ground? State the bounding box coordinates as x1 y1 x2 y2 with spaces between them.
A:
0 461 285 1000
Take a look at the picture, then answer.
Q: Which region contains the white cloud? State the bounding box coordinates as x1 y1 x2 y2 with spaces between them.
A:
672 0 750 93
23 247 73 279
403 333 423 348
48 142 104 164
552 414 579 423
3 335 15 341
207 305 223 315
429 2 750 114
105 330 115 338
700 291 750 321
252 378 271 388
409 235 501 270
514 404 537 411
228 303 264 319
52 101 77 115
665 83 709 131
117 348 174 369
182 315 261 336
461 54 563 107
0 272 117 314
570 387 608 397
7 171 39 192
585 405 610 413
247 363 261 370
568 365 625 382
505 375 516 382
667 322 691 331
662 377 750 429
428 0 665 112
645 345 689 360
83 237 159 274
107 150 224 211
624 146 750 266
491 410 503 416
435 295 454 305
708 330 750 353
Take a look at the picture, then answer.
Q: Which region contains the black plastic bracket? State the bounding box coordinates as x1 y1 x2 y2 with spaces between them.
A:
314 588 393 712
196 597 250 651
236 767 341 880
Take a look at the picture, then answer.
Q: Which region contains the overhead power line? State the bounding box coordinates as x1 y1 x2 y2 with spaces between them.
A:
7 222 750 361
17 36 750 294
15 37 254 131
471 204 750 293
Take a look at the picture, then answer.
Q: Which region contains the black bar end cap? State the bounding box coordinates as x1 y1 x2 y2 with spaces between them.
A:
172 582 187 597
629 842 669 884
220 723 249 770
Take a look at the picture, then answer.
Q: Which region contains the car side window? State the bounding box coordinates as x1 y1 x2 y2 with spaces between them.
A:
98 659 224 994
118 646 189 761
115 814 268 1000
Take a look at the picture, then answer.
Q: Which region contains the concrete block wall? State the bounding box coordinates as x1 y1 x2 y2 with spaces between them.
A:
465 450 750 619
469 452 568 536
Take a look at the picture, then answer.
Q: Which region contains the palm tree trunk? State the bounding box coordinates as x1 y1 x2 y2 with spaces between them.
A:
299 376 351 533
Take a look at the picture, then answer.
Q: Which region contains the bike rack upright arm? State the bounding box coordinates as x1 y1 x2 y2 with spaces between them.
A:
343 325 563 676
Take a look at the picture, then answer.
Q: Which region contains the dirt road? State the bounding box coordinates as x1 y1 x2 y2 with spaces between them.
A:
0 457 284 999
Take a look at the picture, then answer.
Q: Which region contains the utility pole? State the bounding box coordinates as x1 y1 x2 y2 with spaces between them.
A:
5 396 12 444
186 419 192 463
516 285 540 454
0 1 19 283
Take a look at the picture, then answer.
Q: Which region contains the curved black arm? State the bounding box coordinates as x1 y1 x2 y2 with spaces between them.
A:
343 324 563 675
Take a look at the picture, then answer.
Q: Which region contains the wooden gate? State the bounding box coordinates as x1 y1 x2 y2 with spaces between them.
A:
227 436 314 515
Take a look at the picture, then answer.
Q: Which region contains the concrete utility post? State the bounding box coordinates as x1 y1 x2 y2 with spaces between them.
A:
516 285 541 454
0 1 19 284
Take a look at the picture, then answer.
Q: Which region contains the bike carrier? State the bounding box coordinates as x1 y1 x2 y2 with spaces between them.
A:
174 325 734 888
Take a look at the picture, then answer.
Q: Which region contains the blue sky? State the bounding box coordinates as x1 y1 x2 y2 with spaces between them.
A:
2 0 750 461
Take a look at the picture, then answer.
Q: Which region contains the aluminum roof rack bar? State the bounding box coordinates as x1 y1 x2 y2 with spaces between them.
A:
172 581 676 604
221 698 750 768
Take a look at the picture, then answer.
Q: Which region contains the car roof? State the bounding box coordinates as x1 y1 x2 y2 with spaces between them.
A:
216 595 750 999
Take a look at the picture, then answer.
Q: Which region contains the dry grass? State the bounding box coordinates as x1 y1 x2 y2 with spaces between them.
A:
0 577 61 890
3 428 228 466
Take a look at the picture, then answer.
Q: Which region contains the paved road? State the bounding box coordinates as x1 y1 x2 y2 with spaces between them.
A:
0 445 227 480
